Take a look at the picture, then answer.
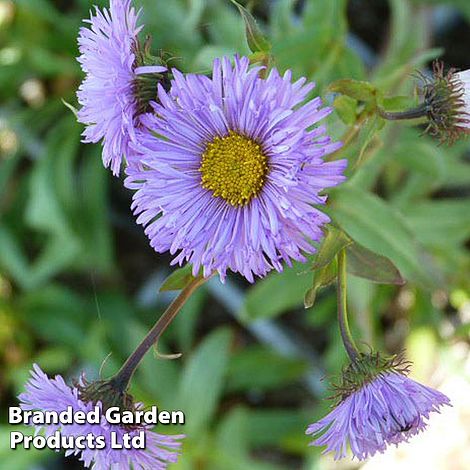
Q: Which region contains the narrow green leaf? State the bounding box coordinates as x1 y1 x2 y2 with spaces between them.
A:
230 0 271 53
159 265 196 292
177 328 231 434
381 95 416 111
79 147 114 272
304 260 337 309
226 347 307 392
243 263 312 320
173 288 207 351
327 186 438 288
403 199 470 248
216 407 249 460
329 79 376 102
244 409 308 447
20 285 90 345
392 130 446 181
346 242 405 285
354 115 383 168
311 225 352 271
214 407 284 470
334 95 357 125
0 227 32 289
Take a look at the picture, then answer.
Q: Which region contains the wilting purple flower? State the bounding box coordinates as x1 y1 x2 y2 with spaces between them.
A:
19 364 184 469
77 0 166 175
125 56 345 282
306 371 450 461
420 61 470 143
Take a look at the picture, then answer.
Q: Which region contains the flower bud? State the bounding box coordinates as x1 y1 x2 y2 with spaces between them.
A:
421 61 470 144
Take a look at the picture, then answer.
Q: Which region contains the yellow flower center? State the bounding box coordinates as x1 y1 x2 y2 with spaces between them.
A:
199 132 268 206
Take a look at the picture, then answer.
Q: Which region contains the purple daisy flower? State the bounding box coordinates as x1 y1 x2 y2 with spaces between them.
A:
125 56 346 282
77 0 166 175
19 364 184 469
306 371 451 460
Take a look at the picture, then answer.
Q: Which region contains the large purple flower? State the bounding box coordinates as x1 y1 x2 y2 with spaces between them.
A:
77 0 165 175
125 56 346 282
19 364 184 469
306 371 450 460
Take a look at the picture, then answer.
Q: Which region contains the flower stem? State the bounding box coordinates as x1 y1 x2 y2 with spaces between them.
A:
377 102 429 121
337 249 360 362
110 275 207 392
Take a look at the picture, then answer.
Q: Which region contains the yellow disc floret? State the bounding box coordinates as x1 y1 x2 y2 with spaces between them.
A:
199 131 268 206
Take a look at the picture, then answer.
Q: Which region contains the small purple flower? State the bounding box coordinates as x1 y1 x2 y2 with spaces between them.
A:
306 371 450 460
19 364 184 469
125 56 346 282
77 0 166 175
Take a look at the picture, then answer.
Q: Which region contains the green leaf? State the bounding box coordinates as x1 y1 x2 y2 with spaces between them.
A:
244 409 308 447
305 295 336 326
346 242 405 285
177 328 231 434
0 227 31 289
173 288 207 352
243 263 312 320
393 132 446 181
354 115 384 168
159 265 196 292
327 186 437 288
226 347 307 392
403 200 470 248
20 285 90 345
373 0 437 89
381 95 416 111
329 79 376 102
375 129 446 208
334 95 357 125
78 146 114 272
230 0 271 53
311 225 351 271
270 0 297 41
25 120 80 235
28 234 81 287
215 407 249 460
304 260 337 309
214 407 285 470
193 45 236 70
271 0 348 86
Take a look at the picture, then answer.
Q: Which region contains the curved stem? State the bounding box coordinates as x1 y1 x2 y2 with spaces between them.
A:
110 275 207 392
377 103 428 121
337 249 361 362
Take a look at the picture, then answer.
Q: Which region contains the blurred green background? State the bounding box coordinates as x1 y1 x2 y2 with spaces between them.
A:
1 0 470 469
